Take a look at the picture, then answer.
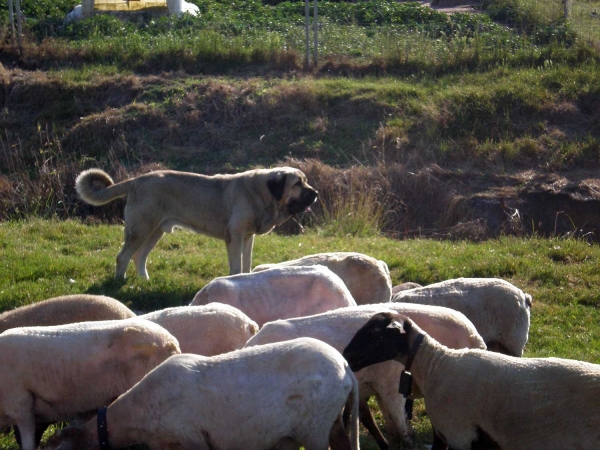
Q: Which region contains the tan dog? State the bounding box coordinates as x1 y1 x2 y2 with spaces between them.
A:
76 167 318 279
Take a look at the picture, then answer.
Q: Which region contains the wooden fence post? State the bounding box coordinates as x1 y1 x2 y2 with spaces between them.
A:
563 0 571 20
7 0 16 46
305 0 310 70
313 0 318 68
15 0 23 55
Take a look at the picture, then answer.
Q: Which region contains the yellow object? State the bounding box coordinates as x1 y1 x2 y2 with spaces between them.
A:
93 0 167 12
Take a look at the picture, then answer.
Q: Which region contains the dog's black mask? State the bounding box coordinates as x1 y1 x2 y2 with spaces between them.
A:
288 188 318 215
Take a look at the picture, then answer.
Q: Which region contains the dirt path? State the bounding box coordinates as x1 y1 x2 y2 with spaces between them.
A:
418 0 482 14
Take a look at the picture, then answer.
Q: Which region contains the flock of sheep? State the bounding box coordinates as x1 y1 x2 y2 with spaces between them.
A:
0 251 598 450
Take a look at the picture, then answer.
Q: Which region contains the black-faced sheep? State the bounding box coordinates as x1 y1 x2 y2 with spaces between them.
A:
343 312 600 450
245 304 485 449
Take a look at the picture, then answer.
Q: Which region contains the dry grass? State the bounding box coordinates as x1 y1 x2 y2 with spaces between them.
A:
285 158 474 238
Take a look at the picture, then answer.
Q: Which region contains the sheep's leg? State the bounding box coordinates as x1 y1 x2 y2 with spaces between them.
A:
13 423 48 448
2 393 37 450
329 415 352 450
273 438 301 450
358 399 388 450
374 391 414 450
431 427 448 450
12 413 35 450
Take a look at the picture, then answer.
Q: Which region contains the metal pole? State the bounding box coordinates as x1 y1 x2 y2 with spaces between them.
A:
313 0 318 67
15 0 23 55
8 0 16 46
305 0 310 70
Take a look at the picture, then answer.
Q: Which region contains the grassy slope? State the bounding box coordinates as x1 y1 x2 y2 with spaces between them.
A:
1 219 599 448
4 48 599 171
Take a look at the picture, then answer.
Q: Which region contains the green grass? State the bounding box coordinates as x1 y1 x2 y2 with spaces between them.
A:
571 0 600 42
0 219 599 449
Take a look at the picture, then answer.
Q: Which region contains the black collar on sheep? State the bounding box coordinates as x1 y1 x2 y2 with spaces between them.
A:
97 406 111 450
398 332 425 397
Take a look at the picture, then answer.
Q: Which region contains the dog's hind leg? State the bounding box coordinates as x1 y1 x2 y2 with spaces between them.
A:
116 222 156 280
133 228 165 279
241 234 255 273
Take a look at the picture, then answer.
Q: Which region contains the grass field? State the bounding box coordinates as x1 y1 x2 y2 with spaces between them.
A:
0 219 598 449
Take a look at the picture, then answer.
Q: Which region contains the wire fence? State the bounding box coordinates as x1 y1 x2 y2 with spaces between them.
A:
434 0 599 43
4 0 600 45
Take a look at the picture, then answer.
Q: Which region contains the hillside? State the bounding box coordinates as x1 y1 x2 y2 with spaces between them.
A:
1 0 599 239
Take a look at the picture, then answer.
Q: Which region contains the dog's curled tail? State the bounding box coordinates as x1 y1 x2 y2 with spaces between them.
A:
75 169 130 206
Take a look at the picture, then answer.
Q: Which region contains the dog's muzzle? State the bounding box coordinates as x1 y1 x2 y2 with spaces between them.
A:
288 188 318 215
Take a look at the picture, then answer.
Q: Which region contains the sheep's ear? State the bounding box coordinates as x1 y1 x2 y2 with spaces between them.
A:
387 317 411 334
387 320 406 332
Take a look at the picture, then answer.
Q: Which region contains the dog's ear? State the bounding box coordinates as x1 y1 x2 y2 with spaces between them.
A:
267 173 287 201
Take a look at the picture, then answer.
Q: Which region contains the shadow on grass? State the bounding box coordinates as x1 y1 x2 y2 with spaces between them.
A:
85 278 197 313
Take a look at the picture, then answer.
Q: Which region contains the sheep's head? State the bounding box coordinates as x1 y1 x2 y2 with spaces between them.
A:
42 422 95 450
343 312 412 372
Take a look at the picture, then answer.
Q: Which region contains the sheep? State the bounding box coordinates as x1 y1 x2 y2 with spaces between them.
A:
391 282 422 294
167 0 200 16
343 312 600 450
393 277 532 356
63 4 83 24
253 251 392 305
0 318 180 450
191 265 357 327
245 303 485 450
0 294 135 334
138 303 258 355
42 337 359 450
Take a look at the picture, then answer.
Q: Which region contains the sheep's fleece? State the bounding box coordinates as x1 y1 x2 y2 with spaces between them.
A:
0 294 135 333
191 265 357 326
138 303 258 355
0 318 180 450
43 337 359 450
253 251 392 304
393 277 532 356
246 304 485 449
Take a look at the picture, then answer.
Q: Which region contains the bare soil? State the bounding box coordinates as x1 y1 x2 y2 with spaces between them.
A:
433 168 600 240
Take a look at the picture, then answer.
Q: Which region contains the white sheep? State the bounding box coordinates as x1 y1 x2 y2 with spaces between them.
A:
253 252 392 305
63 4 83 24
393 277 532 356
191 265 357 327
43 337 359 450
245 303 485 450
391 282 422 294
0 318 180 450
0 294 135 334
343 312 600 450
138 303 258 355
167 0 200 16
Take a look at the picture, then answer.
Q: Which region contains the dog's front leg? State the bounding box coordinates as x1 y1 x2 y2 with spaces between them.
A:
241 234 255 273
225 229 244 275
